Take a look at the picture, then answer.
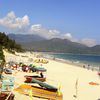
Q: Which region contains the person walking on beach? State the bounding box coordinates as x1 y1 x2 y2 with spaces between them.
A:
97 67 100 79
83 65 85 68
88 64 90 70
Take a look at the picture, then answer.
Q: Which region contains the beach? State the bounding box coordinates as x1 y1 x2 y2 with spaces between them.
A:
3 50 100 100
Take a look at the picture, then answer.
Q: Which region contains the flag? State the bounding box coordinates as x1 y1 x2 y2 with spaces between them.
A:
29 89 33 100
75 78 78 97
57 83 61 95
75 79 78 89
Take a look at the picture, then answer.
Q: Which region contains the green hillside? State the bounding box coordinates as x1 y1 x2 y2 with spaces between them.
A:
8 34 100 55
0 32 23 62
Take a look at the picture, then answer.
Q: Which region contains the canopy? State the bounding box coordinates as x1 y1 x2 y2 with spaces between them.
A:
31 67 47 72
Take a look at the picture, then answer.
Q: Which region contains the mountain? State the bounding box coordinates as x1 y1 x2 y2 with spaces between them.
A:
8 34 100 54
90 45 100 54
22 38 90 53
8 33 46 43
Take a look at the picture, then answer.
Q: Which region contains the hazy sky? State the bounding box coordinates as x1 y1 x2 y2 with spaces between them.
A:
0 0 100 46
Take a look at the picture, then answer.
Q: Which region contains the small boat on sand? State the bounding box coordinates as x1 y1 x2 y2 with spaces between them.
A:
0 92 15 100
14 84 63 100
27 78 57 91
15 78 63 100
24 75 46 82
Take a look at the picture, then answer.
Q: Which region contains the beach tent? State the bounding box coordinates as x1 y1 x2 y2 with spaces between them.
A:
8 61 17 66
29 64 36 68
34 59 49 64
30 67 47 72
1 75 14 91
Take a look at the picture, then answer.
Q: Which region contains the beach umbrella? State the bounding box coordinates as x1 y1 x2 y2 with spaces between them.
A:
30 66 47 73
8 61 15 66
29 64 36 67
33 67 47 72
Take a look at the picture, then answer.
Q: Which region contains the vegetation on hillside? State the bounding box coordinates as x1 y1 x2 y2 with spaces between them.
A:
0 32 23 52
0 32 23 62
0 45 5 62
20 38 100 55
8 34 100 55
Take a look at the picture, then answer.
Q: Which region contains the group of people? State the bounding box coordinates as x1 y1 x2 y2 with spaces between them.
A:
83 64 94 71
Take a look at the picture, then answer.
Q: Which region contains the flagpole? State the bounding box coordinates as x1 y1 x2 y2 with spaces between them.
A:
73 78 78 99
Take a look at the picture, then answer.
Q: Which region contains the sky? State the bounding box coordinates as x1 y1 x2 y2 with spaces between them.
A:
0 0 100 47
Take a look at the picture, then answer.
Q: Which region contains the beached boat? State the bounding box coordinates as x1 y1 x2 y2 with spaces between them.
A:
14 84 63 100
4 68 12 74
27 78 57 91
24 75 46 82
0 92 15 100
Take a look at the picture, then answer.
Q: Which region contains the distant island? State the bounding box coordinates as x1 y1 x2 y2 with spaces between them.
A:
8 34 100 55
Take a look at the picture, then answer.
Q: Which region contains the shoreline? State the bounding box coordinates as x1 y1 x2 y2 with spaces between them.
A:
43 54 100 72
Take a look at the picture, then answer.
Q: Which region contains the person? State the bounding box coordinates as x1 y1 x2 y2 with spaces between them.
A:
40 72 43 78
0 67 3 79
83 65 85 68
88 64 90 70
0 62 4 79
25 66 29 72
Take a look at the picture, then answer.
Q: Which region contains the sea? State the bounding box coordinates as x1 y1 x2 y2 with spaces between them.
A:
43 53 100 71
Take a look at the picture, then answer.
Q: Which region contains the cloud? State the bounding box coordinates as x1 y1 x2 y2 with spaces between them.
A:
30 24 60 38
64 33 72 39
80 38 97 47
0 11 98 46
0 11 72 39
7 11 16 19
0 11 60 38
30 24 42 32
0 11 30 32
62 33 73 40
30 25 77 40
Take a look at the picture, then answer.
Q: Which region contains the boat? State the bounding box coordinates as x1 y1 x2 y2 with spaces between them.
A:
27 78 57 91
14 84 63 100
24 75 46 82
4 68 12 74
0 92 15 100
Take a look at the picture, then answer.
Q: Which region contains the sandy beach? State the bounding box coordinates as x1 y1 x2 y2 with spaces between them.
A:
3 50 100 100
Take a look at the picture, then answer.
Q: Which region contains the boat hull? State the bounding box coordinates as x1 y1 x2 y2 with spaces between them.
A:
14 84 63 100
24 75 46 82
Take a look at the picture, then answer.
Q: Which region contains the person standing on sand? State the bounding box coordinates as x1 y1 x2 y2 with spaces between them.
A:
40 72 44 78
0 61 4 79
0 67 3 79
97 67 100 79
83 65 85 68
88 64 90 70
